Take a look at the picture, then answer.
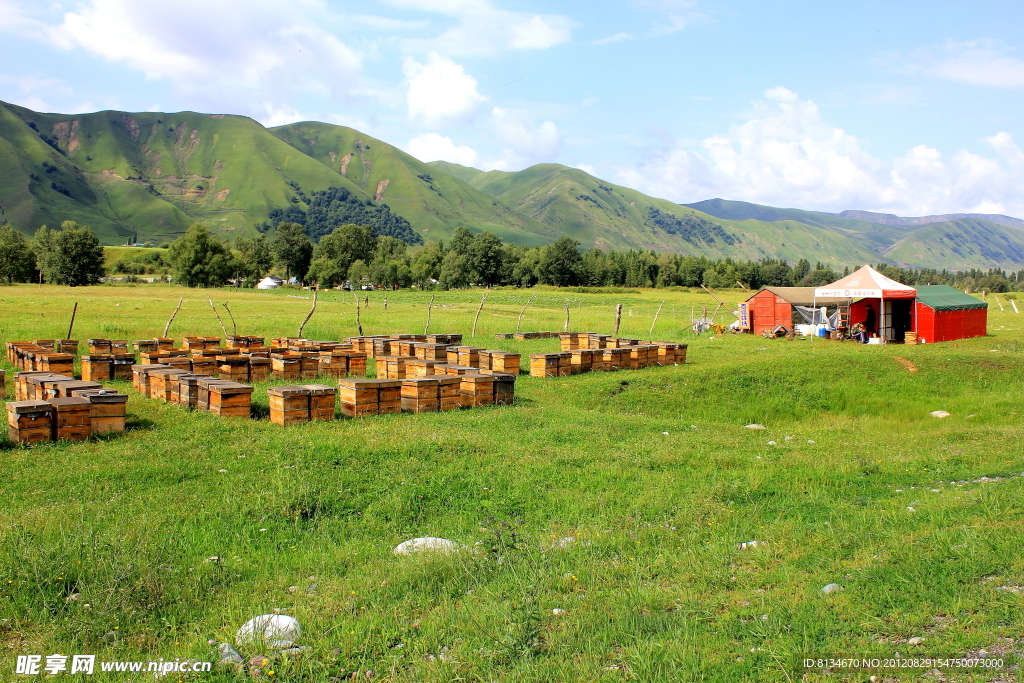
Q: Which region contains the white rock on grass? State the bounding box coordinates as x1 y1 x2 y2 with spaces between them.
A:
393 537 467 555
821 583 844 595
236 615 301 649
930 410 951 418
745 424 767 430
217 643 243 666
907 637 925 645
737 541 762 550
552 608 566 615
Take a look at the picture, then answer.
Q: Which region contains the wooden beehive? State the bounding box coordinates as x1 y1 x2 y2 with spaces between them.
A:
491 373 516 406
207 382 253 418
457 347 483 367
81 354 113 381
151 368 191 402
248 357 271 383
436 375 463 411
47 379 102 399
441 364 477 376
176 374 211 409
489 351 522 374
37 353 75 376
134 339 159 353
400 377 439 413
162 356 193 372
56 339 79 355
182 336 204 350
190 358 217 375
154 337 175 351
87 338 112 354
196 378 236 411
337 378 380 417
374 379 401 414
112 353 136 380
17 372 62 400
406 359 441 378
493 333 514 340
47 397 92 442
299 355 320 379
529 353 560 378
347 353 367 377
414 343 450 361
271 354 302 381
131 364 169 394
377 356 408 380
476 350 494 371
371 338 392 358
570 349 593 374
75 389 128 434
304 384 337 421
217 355 250 381
7 400 53 445
268 385 311 425
460 374 494 408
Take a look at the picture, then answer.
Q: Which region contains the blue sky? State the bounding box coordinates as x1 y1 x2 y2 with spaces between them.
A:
3 0 1024 217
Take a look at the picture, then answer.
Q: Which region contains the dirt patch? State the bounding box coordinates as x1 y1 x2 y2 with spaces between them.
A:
120 114 140 142
50 120 80 154
210 114 225 119
215 189 230 201
374 179 390 201
340 153 352 176
892 356 918 373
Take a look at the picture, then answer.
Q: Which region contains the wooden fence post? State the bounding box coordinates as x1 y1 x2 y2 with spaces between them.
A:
297 289 318 337
613 303 622 336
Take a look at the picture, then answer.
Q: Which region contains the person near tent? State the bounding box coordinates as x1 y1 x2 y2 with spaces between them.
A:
858 303 876 343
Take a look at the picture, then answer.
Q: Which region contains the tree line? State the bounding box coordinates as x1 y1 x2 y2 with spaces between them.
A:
2 220 1023 294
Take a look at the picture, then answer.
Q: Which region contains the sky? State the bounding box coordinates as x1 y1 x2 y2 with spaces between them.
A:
2 0 1024 218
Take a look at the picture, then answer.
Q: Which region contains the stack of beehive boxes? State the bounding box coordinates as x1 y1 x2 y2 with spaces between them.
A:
529 353 571 378
267 384 337 425
6 375 129 444
337 379 401 417
131 364 253 418
5 342 76 375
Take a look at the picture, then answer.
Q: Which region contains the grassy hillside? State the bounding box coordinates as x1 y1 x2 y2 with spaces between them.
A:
884 217 1024 269
689 198 1024 269
433 162 880 265
1 284 1022 681
0 101 372 244
270 123 556 246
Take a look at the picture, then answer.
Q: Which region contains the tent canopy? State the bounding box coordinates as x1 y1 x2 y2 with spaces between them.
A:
814 265 916 299
915 285 988 311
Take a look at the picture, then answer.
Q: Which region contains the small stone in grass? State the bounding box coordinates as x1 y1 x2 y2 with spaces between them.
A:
552 608 566 615
236 614 301 649
393 537 467 555
907 637 925 645
930 410 951 418
821 583 844 595
662 431 669 435
767 441 776 445
745 424 766 430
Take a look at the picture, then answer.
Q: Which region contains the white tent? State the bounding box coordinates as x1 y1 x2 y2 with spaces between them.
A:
814 265 916 299
256 276 282 290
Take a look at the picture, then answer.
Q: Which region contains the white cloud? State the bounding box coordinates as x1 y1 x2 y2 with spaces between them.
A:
618 87 1024 217
905 39 1024 88
382 0 572 56
576 163 597 175
22 0 360 115
404 52 486 127
259 103 305 128
406 132 479 166
591 32 632 46
482 106 562 170
633 0 706 36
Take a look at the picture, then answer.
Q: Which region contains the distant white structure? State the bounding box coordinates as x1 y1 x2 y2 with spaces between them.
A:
257 275 282 290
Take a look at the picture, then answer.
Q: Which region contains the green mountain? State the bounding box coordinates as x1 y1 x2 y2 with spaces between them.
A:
2 99 1023 271
430 161 880 264
0 100 381 243
268 122 555 245
687 198 1024 269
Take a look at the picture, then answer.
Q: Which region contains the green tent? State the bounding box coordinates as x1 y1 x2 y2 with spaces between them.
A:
915 285 988 311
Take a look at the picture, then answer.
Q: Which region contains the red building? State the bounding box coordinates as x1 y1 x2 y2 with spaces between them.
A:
913 285 988 343
740 287 844 336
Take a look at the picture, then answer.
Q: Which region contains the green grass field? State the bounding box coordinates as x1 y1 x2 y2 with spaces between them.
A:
1 283 1022 682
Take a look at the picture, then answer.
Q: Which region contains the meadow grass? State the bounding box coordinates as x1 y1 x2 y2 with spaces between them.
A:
1 283 1023 682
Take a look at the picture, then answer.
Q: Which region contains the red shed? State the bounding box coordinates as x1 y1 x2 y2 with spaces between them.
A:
913 285 988 343
740 287 844 335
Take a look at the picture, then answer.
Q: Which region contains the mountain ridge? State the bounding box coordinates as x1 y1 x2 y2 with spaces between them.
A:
1 99 1023 271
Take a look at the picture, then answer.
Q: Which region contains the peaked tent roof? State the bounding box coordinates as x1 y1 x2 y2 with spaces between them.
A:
915 285 988 311
814 265 917 299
